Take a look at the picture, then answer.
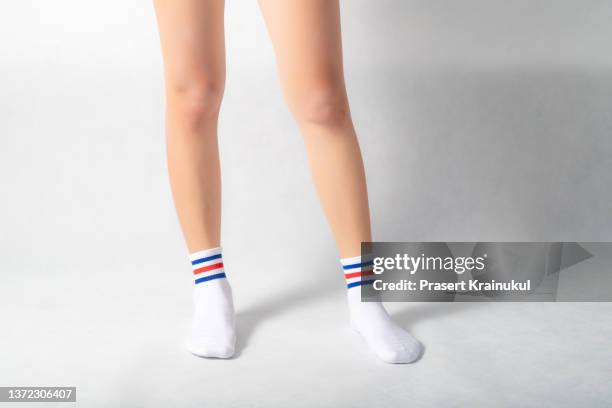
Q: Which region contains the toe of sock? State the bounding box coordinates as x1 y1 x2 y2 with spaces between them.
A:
188 340 235 359
187 331 236 359
376 342 423 364
359 328 424 364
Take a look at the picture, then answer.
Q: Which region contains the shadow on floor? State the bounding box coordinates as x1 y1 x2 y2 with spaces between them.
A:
234 273 337 356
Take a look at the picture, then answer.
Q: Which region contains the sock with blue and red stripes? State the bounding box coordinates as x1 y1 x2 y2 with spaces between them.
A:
187 246 235 359
342 255 423 364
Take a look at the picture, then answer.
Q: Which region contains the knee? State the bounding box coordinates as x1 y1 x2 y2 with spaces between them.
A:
166 78 224 128
292 87 351 128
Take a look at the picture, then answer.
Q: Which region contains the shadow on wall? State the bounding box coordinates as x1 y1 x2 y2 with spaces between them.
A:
342 0 612 328
360 68 612 243
341 0 612 242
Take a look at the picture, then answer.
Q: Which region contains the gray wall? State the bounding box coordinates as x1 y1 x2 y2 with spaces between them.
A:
1 0 611 278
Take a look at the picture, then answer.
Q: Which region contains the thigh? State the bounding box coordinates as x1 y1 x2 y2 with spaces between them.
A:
257 0 347 107
153 0 226 88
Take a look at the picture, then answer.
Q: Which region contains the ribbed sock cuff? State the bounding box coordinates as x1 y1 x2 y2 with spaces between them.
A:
190 247 226 285
341 255 375 289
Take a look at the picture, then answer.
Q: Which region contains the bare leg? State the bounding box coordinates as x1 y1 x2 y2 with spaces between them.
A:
153 0 235 359
153 0 225 252
258 0 423 363
257 0 370 259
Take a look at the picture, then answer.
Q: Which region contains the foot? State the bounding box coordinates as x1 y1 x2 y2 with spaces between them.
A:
347 290 423 363
187 248 236 359
342 255 423 363
188 279 236 358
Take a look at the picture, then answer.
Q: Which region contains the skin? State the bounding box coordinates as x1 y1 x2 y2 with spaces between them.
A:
153 0 371 258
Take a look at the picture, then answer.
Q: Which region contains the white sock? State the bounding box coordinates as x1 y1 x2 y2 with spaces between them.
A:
187 246 235 359
342 255 423 363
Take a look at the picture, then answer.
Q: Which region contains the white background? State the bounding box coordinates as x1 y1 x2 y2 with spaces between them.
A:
1 1 611 407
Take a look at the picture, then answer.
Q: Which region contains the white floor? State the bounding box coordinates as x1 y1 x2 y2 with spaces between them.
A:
1 263 611 408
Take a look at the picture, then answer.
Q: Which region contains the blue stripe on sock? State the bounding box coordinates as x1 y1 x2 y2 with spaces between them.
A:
342 260 374 270
347 279 374 289
191 253 222 266
194 272 226 285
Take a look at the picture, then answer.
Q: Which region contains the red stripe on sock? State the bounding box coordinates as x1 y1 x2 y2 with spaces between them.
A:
344 270 374 280
194 262 224 275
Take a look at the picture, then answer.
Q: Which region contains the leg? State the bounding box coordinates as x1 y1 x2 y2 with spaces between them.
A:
257 0 370 258
258 0 423 363
153 0 235 358
154 0 224 252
